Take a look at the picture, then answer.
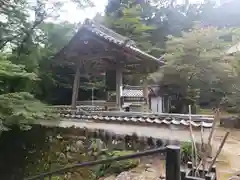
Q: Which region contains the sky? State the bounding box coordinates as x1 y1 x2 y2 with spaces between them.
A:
58 0 108 23
58 0 205 23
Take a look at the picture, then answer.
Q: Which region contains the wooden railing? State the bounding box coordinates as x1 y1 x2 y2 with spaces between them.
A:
76 100 107 106
76 100 117 110
25 146 180 180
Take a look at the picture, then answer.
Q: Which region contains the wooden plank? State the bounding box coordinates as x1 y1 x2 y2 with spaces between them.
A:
76 101 117 109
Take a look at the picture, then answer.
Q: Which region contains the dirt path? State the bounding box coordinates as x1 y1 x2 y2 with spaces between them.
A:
213 127 240 180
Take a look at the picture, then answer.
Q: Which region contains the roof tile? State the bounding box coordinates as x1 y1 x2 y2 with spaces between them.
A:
83 19 164 64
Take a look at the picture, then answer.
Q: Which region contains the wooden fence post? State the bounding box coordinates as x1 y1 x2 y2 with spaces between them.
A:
166 145 180 180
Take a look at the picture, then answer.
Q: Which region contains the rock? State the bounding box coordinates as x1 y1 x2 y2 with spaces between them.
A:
89 138 105 152
115 172 134 180
75 140 84 150
132 174 145 180
58 152 66 161
95 138 105 150
144 164 152 169
56 134 63 139
145 168 155 172
115 171 161 180
70 145 78 152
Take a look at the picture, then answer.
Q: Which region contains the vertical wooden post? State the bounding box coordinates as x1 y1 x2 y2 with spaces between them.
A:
71 66 80 109
166 145 180 180
116 67 123 110
143 77 149 112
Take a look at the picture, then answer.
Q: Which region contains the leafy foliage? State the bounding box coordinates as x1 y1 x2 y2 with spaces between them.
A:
0 56 55 130
181 142 192 164
96 150 139 178
105 5 154 50
152 26 240 113
220 53 240 114
102 0 221 87
0 126 95 179
2 0 240 131
0 0 94 129
105 151 139 174
0 92 57 130
0 56 37 81
0 126 139 179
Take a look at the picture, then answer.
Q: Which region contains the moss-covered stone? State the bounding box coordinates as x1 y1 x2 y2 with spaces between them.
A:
44 176 64 180
106 151 139 174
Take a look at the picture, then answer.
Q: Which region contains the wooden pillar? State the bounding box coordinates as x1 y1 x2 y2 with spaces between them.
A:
71 66 80 109
142 77 149 112
166 145 180 180
116 67 123 110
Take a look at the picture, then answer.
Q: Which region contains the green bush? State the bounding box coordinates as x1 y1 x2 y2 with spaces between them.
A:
95 150 139 178
181 142 192 164
107 151 139 174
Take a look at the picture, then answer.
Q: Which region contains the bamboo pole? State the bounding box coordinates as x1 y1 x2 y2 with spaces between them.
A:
188 105 198 170
195 122 205 177
207 131 229 173
202 109 219 173
207 109 219 147
200 122 205 177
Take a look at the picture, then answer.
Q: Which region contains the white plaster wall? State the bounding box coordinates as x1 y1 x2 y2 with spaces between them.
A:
151 97 163 113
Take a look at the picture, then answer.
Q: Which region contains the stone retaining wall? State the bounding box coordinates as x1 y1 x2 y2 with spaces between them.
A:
53 125 206 153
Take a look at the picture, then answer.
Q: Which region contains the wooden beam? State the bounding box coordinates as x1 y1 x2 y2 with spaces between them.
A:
113 49 160 73
116 67 123 109
143 77 149 112
76 33 149 66
71 66 80 108
65 52 115 61
82 58 119 73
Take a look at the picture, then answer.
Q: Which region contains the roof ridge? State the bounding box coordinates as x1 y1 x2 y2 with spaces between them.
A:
83 18 136 46
77 18 164 66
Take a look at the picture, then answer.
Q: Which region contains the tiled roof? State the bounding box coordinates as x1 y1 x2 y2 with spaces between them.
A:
53 105 213 128
82 19 164 65
57 107 213 128
84 19 136 46
60 112 213 128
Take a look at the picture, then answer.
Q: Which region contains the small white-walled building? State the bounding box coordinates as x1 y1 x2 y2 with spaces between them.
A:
121 85 168 113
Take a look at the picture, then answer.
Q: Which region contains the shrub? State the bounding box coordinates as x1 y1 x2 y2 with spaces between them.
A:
181 142 192 164
95 150 139 178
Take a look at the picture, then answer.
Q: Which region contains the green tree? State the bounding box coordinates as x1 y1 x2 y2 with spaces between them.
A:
102 0 218 86
34 22 77 103
0 56 55 131
152 26 240 113
104 0 216 51
220 52 240 114
0 0 94 129
104 5 154 50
